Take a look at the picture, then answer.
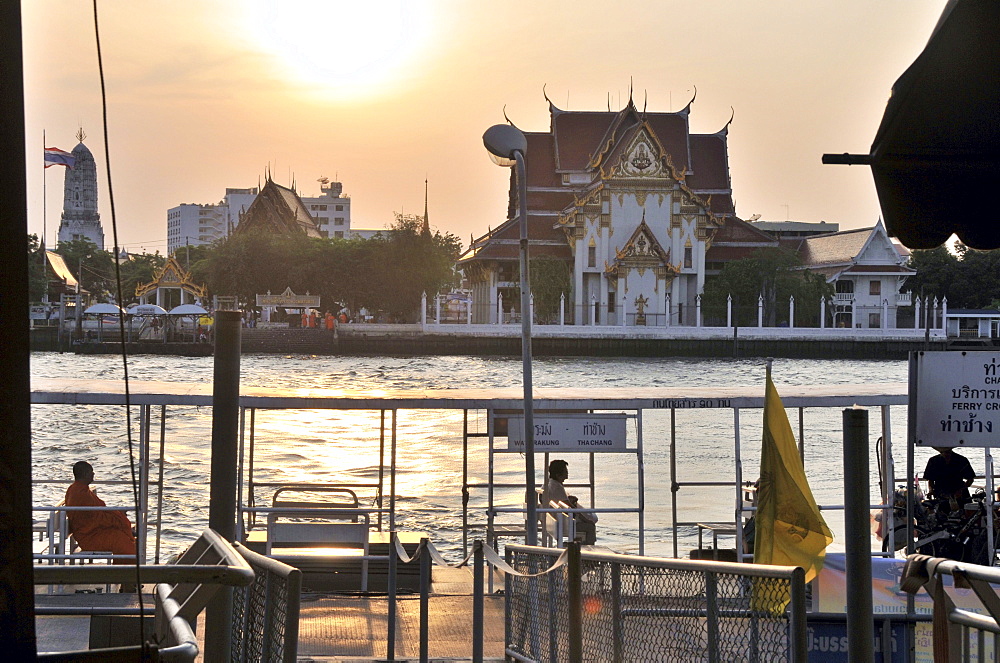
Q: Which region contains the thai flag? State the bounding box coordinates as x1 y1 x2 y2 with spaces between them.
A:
44 147 75 169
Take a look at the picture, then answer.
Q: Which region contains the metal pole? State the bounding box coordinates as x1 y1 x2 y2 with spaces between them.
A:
0 1 37 651
515 152 538 545
567 541 583 663
205 309 241 662
419 538 430 663
390 409 397 532
387 531 398 661
843 407 874 663
473 540 484 663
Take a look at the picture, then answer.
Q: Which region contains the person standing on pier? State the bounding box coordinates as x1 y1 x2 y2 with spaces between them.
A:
64 461 136 567
924 446 975 502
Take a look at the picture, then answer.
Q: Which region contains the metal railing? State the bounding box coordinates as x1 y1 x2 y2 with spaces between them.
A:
902 554 1000 661
231 542 302 663
34 529 255 662
505 543 807 663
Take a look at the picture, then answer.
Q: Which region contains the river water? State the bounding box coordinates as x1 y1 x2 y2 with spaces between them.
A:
30 352 950 561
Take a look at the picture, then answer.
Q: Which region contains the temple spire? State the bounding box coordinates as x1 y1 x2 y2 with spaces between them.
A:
421 178 431 236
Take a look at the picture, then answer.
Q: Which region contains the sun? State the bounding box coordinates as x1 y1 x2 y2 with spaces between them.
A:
244 0 432 95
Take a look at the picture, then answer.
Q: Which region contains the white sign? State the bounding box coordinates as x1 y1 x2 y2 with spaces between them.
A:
914 351 1000 447
506 414 628 452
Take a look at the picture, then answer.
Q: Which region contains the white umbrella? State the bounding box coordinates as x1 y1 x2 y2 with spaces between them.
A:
83 303 125 315
130 304 168 316
167 304 209 316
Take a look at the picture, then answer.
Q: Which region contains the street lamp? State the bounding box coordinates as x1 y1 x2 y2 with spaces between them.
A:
483 123 537 545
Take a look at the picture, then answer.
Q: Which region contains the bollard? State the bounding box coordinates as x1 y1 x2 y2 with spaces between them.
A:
205 309 241 662
567 541 582 663
843 407 874 663
473 540 484 663
419 538 430 663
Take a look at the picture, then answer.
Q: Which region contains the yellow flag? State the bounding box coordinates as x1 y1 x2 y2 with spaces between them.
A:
754 373 833 608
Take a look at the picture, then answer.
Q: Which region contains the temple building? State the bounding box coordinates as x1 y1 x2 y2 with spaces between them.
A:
56 131 104 250
231 177 324 238
788 221 915 329
167 176 357 254
459 94 774 325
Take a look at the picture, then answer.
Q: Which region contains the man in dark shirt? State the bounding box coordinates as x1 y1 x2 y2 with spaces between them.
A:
924 447 976 500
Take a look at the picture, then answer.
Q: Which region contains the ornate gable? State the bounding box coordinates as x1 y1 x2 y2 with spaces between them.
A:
607 215 675 278
135 256 207 299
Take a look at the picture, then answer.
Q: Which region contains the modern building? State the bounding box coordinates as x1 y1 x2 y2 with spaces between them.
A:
459 95 775 325
56 137 104 250
750 220 840 240
166 178 355 254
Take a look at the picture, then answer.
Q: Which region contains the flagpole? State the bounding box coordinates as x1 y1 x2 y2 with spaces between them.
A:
42 129 46 254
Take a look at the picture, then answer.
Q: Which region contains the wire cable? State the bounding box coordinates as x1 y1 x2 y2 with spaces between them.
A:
92 0 147 646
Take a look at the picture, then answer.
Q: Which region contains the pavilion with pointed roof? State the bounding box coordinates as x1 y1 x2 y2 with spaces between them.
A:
459 91 775 325
135 255 207 309
232 176 323 238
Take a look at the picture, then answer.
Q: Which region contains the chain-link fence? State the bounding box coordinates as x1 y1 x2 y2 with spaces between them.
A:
505 544 805 663
231 541 302 663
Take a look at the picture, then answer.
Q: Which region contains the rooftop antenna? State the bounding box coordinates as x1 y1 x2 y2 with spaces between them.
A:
782 204 790 221
76 127 86 143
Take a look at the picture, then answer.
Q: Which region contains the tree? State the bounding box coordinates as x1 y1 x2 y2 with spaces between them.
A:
55 238 115 300
702 248 833 326
905 245 1000 309
27 234 48 302
117 252 166 305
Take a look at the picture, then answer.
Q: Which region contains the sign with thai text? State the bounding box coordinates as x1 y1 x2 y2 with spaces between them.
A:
506 414 628 452
651 398 733 409
256 287 321 308
914 351 1000 447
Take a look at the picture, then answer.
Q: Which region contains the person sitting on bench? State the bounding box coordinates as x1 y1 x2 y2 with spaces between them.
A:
541 459 598 545
65 461 137 578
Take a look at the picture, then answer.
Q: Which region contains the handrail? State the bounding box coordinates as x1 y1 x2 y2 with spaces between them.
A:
34 563 254 587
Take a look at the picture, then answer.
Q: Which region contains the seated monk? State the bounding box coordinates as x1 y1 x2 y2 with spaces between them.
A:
64 461 136 567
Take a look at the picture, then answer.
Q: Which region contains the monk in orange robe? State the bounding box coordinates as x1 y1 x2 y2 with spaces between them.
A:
64 461 136 565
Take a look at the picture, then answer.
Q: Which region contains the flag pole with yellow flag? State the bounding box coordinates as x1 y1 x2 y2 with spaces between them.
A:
754 362 833 611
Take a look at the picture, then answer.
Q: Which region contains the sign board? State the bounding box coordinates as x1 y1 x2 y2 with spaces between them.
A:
256 286 321 308
914 351 1000 447
506 414 628 452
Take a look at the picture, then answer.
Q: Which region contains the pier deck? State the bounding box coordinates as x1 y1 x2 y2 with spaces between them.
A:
36 567 506 662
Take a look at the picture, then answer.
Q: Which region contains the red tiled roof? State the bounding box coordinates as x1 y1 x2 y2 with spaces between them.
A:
644 114 691 172
686 134 729 191
711 217 777 244
525 133 560 188
552 112 617 171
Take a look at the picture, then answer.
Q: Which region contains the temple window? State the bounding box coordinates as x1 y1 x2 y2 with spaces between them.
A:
870 280 881 296
684 247 692 268
588 246 596 268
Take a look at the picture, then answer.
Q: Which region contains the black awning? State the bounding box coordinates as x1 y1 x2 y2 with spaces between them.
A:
824 0 1000 249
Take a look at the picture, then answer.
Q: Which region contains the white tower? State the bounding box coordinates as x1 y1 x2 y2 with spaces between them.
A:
57 129 104 250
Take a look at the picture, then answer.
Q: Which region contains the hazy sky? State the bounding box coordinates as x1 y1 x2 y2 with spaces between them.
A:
23 1 947 254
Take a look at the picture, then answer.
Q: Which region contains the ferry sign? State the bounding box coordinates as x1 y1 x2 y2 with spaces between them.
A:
914 351 1000 447
506 414 628 452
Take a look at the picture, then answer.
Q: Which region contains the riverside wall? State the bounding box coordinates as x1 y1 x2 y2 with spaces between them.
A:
31 324 959 359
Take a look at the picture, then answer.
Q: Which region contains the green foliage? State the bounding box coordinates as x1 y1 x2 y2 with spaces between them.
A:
54 238 115 300
527 257 571 323
193 215 463 320
702 248 833 326
27 234 48 302
906 245 1000 308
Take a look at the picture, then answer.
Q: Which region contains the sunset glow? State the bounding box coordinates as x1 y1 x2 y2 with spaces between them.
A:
243 1 433 96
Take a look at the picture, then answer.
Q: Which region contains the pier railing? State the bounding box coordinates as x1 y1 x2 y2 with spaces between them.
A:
231 541 302 663
505 543 806 663
902 554 1000 661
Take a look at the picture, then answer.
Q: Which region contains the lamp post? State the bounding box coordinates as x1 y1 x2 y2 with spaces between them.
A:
483 123 537 545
